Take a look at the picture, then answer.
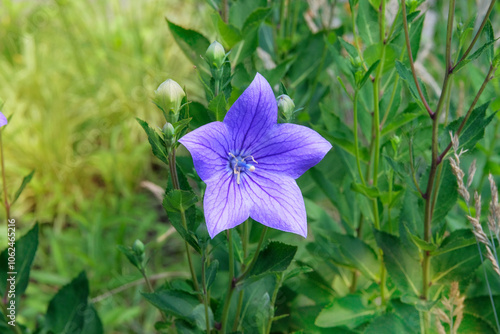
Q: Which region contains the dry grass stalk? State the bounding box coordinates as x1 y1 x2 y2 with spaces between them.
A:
449 132 470 204
449 133 500 277
488 173 500 238
433 282 465 334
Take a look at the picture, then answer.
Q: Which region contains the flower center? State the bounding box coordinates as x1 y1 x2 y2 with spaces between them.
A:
228 152 257 185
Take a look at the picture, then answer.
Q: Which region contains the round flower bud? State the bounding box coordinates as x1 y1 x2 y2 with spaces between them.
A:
162 122 176 148
277 94 295 121
205 41 226 69
154 79 185 120
132 239 145 255
350 56 362 69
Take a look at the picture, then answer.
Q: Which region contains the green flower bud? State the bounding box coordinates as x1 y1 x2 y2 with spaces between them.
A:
277 94 295 121
154 79 185 122
132 239 145 255
350 56 362 69
205 41 226 69
162 122 175 148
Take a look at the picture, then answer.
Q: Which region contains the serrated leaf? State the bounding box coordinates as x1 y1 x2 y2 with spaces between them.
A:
445 102 495 153
374 230 421 296
431 243 482 284
242 7 271 35
142 289 201 324
357 60 379 89
0 223 38 299
81 304 104 334
212 14 242 49
11 170 35 205
315 295 377 328
205 260 218 289
339 38 358 59
166 20 210 66
162 192 201 254
409 14 425 60
44 271 89 334
363 313 408 334
356 1 379 45
248 241 297 277
431 229 476 256
351 182 380 198
207 93 227 121
485 20 494 62
322 232 380 281
163 190 197 213
137 118 169 164
404 225 437 251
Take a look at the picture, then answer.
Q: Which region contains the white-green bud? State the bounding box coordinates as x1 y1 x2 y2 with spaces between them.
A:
154 79 185 122
205 41 226 69
162 122 176 148
350 56 362 68
277 94 295 121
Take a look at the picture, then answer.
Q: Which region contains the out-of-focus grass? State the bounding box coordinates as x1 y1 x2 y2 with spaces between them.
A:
0 0 213 331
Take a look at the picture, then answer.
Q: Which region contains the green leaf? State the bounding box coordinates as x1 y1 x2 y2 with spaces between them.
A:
166 19 210 66
363 314 408 334
430 164 458 225
205 260 218 289
242 7 271 35
374 230 421 296
400 295 438 312
212 14 242 49
357 60 379 89
207 93 227 121
326 232 380 281
458 313 496 333
395 61 421 106
0 223 38 299
339 38 358 59
315 295 377 328
44 271 89 334
485 20 494 62
351 182 380 199
431 240 482 284
249 241 297 277
137 118 169 165
163 190 197 213
381 112 419 136
409 14 425 60
445 102 495 153
162 192 201 254
81 304 104 334
142 289 202 324
404 225 437 251
356 1 379 45
117 245 142 270
11 170 35 205
431 229 476 256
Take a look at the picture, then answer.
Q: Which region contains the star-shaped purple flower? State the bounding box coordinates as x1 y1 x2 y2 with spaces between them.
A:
179 73 331 238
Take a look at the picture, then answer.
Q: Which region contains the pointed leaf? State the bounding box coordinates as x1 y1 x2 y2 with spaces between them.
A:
248 241 297 277
166 20 210 66
12 170 35 205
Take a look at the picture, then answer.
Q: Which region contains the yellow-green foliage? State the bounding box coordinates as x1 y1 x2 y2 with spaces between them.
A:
0 0 209 225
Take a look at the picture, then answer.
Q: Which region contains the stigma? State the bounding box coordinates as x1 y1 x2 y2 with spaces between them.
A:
228 152 257 184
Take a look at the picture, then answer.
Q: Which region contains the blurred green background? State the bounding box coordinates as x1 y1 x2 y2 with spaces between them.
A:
1 0 213 331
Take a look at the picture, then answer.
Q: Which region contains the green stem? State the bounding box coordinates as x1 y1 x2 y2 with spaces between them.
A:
201 253 211 334
438 65 496 163
220 231 235 334
232 221 248 331
353 91 366 186
169 149 201 297
237 227 268 282
401 0 434 118
265 273 284 334
140 268 168 322
453 0 496 71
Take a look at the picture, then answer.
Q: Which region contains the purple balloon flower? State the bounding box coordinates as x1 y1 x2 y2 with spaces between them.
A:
179 73 331 238
0 112 7 127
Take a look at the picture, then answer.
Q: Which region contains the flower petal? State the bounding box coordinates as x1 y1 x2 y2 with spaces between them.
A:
251 123 332 179
179 122 231 182
223 73 277 154
245 170 307 238
204 172 251 238
0 112 7 128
